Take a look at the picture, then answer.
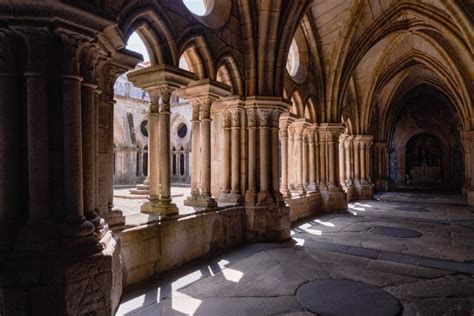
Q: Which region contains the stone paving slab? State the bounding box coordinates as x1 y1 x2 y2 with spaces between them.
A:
296 279 401 316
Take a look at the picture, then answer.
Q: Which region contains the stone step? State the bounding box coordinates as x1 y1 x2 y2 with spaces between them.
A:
128 189 149 195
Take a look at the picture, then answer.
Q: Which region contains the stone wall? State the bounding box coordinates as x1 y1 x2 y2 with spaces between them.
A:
119 207 244 287
287 193 322 223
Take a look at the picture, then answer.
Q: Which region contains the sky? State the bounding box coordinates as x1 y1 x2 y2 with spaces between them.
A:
126 1 206 61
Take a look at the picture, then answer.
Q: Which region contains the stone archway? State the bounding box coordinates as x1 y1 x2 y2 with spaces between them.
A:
405 134 443 186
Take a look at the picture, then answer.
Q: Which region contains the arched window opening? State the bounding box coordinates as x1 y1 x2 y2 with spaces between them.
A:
286 39 299 77
180 154 185 176
126 32 150 62
143 146 148 176
179 55 190 71
172 154 177 176
183 0 210 16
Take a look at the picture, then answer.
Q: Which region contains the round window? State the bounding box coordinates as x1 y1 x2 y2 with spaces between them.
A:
140 120 148 137
177 123 188 138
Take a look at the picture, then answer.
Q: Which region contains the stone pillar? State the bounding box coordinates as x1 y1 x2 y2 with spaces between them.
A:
295 126 306 195
25 72 49 222
157 87 179 215
81 83 101 228
375 142 389 191
230 109 243 202
462 131 474 205
279 120 291 198
189 102 201 198
141 89 162 212
319 124 347 211
288 127 296 191
218 111 231 201
355 135 374 199
61 74 99 254
257 109 273 205
344 136 356 200
245 108 258 204
353 138 360 186
271 111 281 201
307 127 317 192
243 97 290 242
338 134 347 191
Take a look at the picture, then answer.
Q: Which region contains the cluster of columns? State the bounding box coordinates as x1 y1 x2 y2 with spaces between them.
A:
337 135 374 200
462 130 474 205
217 98 245 204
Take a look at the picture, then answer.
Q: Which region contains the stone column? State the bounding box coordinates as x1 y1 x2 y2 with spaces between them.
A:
0 67 21 224
81 82 101 228
188 102 201 200
288 127 296 191
462 131 474 205
338 134 347 191
245 109 258 204
319 130 327 191
353 138 360 186
303 133 309 187
25 72 49 222
271 111 281 200
218 111 231 201
257 109 273 205
344 136 355 200
279 121 291 197
157 87 178 215
314 127 320 188
295 126 306 195
230 109 243 202
307 127 317 192
319 124 347 211
62 74 96 245
355 135 374 199
141 89 161 213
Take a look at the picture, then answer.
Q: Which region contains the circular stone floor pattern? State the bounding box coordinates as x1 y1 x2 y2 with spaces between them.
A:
372 226 423 238
297 279 401 316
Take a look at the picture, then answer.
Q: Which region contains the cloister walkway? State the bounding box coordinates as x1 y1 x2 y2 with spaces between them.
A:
117 192 474 315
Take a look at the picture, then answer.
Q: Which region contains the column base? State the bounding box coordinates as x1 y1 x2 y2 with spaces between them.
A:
294 184 306 197
306 183 318 193
320 187 347 212
245 190 257 205
244 204 290 242
257 191 275 206
467 190 474 206
346 185 357 202
183 195 217 208
355 184 374 200
141 199 179 216
1 225 121 315
106 208 125 228
218 191 243 204
375 179 389 192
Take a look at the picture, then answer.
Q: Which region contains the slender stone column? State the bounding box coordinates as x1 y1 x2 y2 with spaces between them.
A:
230 109 243 202
288 128 295 190
245 109 257 204
353 139 360 185
307 127 317 192
81 83 101 228
344 137 353 186
279 123 291 197
303 135 309 186
338 134 347 190
189 102 201 198
365 140 373 184
62 74 95 242
315 128 320 188
219 111 231 199
144 89 161 209
257 109 272 204
0 73 21 223
360 141 367 184
328 133 337 189
319 132 327 190
158 87 178 215
25 73 49 222
295 127 306 195
198 100 216 207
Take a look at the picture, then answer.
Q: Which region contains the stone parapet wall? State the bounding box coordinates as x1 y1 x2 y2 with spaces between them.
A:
286 193 322 223
119 207 244 287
